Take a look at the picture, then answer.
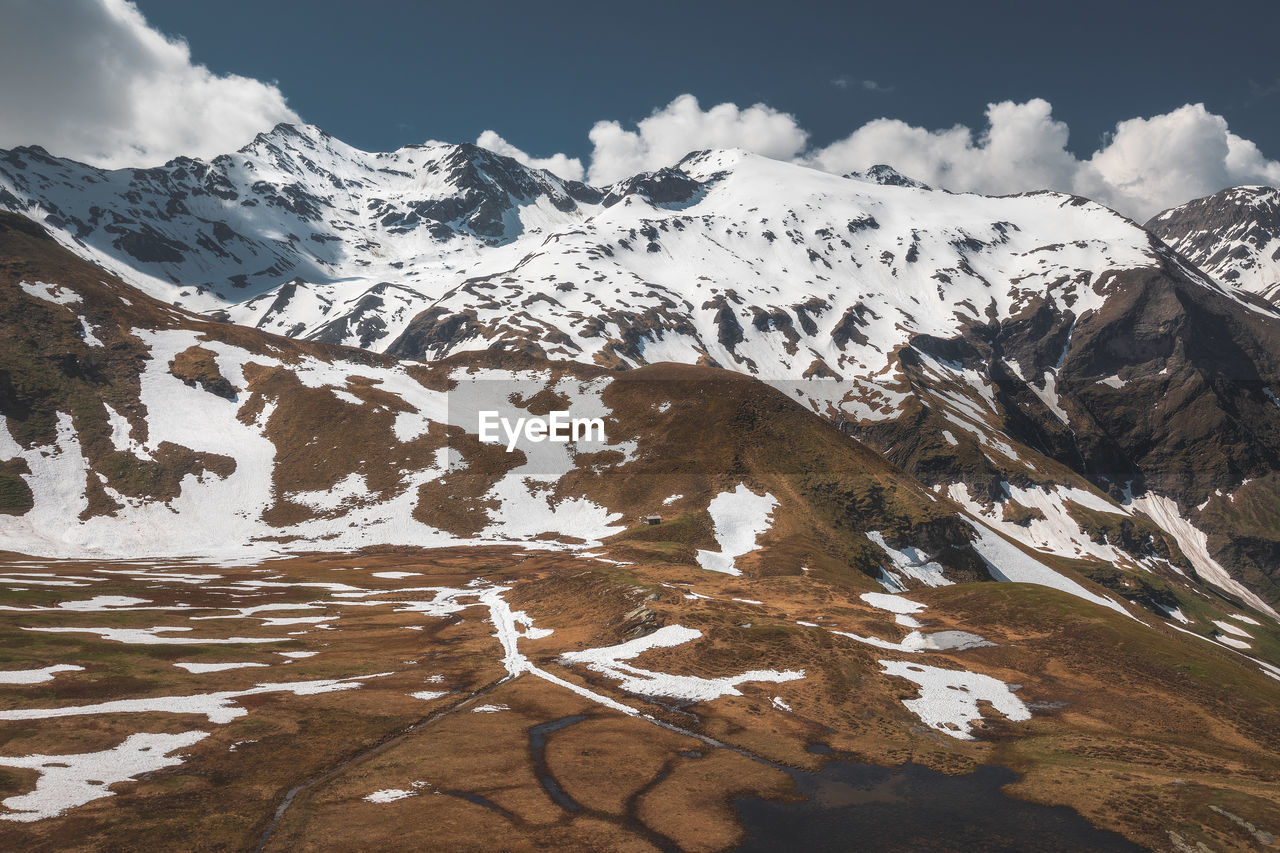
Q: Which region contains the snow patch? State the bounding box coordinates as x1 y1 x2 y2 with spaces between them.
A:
19 281 80 307
0 674 391 724
0 665 84 685
859 592 926 614
1128 492 1279 619
364 787 419 803
173 662 269 674
23 626 286 645
695 485 778 576
867 532 951 587
0 731 208 822
963 520 1131 617
559 624 803 702
879 659 1030 740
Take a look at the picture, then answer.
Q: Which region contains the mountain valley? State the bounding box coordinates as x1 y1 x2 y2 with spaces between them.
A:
1 130 1280 850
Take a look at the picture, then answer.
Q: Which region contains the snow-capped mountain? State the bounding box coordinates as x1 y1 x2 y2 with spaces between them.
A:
1148 185 1280 304
3 122 1268 368
0 208 1265 628
5 127 1280 616
0 123 601 329
5 186 1280 853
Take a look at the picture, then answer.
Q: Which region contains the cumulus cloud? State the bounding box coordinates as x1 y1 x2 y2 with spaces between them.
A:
809 98 1080 198
1078 105 1280 217
576 95 1280 219
810 99 1280 219
2 0 1273 221
0 0 299 168
475 130 585 182
585 94 809 184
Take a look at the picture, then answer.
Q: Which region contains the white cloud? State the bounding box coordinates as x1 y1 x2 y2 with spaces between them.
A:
475 130 585 182
1077 104 1280 218
812 99 1280 220
0 0 299 168
808 98 1078 198
1 0 1273 222
585 94 809 184
574 95 1280 219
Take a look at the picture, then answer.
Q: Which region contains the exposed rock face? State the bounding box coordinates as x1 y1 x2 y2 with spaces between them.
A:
5 130 1280 611
169 346 237 399
0 123 604 342
1148 185 1280 304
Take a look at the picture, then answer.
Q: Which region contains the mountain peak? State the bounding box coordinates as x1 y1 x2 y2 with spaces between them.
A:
845 164 931 190
1147 184 1280 303
237 122 343 159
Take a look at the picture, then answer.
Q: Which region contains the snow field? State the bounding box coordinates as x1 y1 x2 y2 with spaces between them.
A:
878 659 1030 740
695 484 778 576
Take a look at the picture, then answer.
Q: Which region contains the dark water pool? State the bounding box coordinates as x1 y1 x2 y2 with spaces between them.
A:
733 759 1145 852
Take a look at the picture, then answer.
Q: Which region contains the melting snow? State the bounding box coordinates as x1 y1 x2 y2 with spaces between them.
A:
948 482 1132 568
77 317 104 348
0 595 156 613
559 624 804 702
410 690 447 701
1128 492 1279 619
173 662 269 674
0 665 84 685
963 521 1131 617
832 627 992 654
0 731 209 822
867 532 951 587
0 674 391 724
191 603 320 620
19 281 80 307
859 592 926 614
879 659 1030 740
695 485 778 576
0 575 89 587
1213 620 1251 638
23 626 286 645
364 788 418 803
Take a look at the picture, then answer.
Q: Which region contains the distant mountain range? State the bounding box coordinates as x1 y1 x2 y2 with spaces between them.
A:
3 124 1280 623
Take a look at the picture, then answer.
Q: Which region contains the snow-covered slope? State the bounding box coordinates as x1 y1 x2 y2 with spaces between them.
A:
5 124 1270 369
5 127 1280 615
0 216 952 567
1148 185 1280 304
388 150 1164 371
0 124 601 334
5 210 1277 630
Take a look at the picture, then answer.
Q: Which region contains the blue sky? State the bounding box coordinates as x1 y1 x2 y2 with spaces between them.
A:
129 0 1280 161
1 0 1278 218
